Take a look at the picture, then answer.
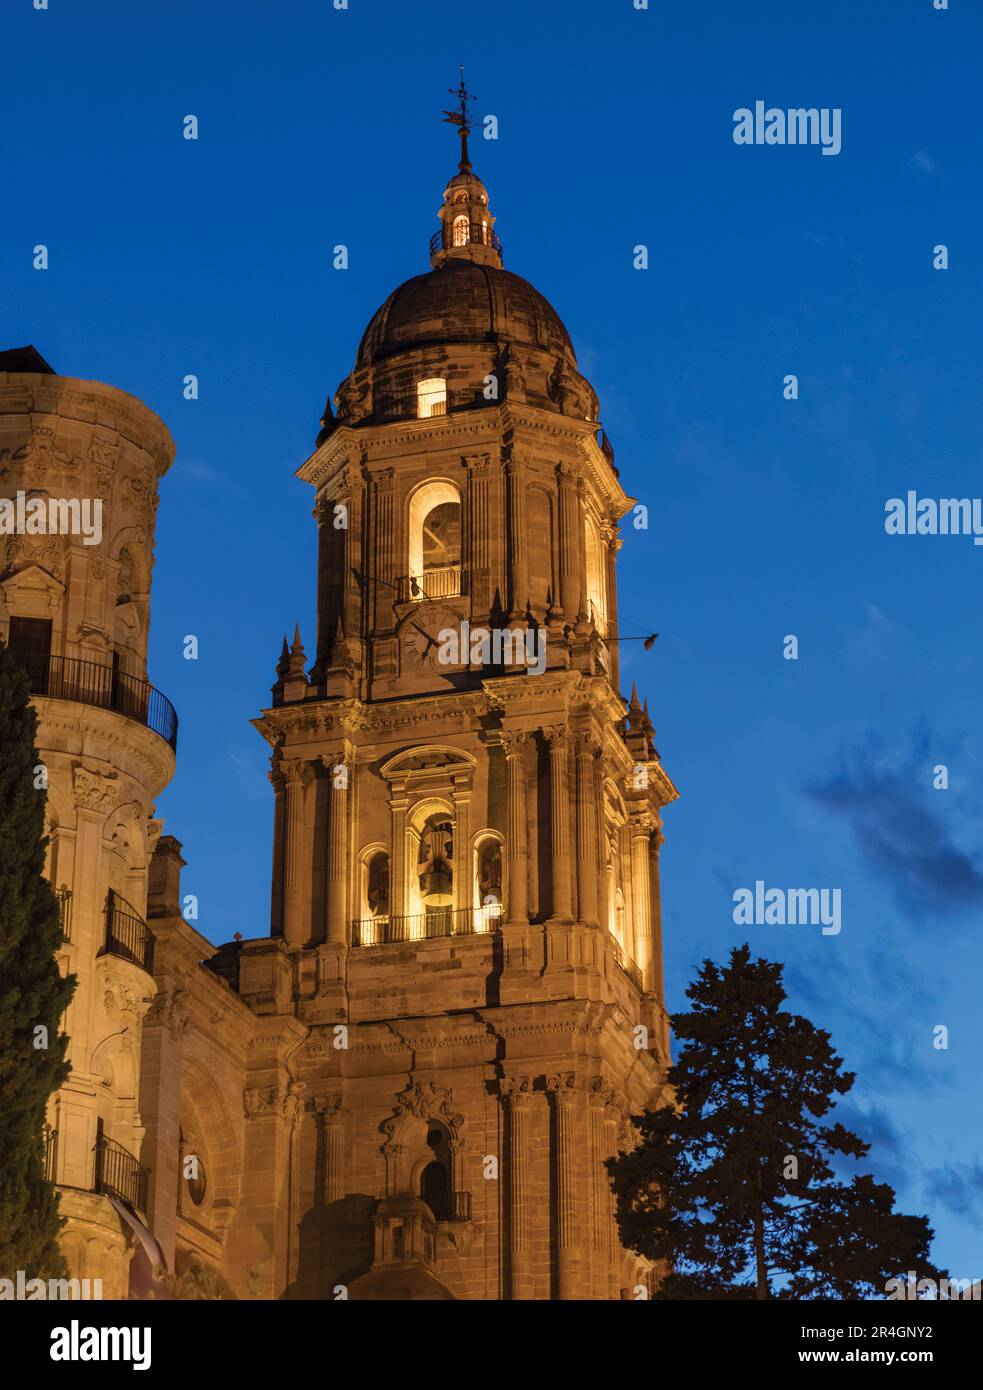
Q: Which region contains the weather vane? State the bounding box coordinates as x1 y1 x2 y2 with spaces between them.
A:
442 64 475 170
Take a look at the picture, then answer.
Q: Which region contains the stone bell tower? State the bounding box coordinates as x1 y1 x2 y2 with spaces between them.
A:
0 347 177 1297
238 86 679 1300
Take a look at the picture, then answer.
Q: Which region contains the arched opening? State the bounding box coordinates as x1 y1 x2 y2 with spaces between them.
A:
406 800 455 936
473 834 504 932
406 481 462 601
421 1161 451 1221
585 515 607 633
452 215 469 247
416 377 447 419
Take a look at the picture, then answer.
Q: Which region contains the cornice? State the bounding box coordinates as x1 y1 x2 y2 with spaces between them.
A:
0 376 175 475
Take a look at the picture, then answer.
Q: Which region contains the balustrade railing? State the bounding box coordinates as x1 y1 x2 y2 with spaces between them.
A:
56 886 73 943
93 1135 149 1214
104 888 154 972
351 904 502 947
395 566 462 602
427 1190 473 1223
15 650 178 750
42 1123 58 1183
609 933 644 990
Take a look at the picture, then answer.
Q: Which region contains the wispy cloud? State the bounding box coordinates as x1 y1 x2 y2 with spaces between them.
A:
910 149 938 175
925 1161 983 1230
806 728 983 920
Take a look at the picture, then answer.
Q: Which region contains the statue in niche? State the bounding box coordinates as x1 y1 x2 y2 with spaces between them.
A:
367 853 390 918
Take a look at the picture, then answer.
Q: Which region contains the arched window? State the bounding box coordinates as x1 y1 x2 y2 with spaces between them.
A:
474 834 504 931
417 377 447 419
421 1160 451 1221
584 516 607 633
452 214 470 247
406 800 456 934
406 481 462 600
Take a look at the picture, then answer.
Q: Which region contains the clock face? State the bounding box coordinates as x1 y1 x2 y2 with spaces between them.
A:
398 605 461 673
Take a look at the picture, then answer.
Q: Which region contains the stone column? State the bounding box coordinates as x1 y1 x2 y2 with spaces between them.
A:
601 519 622 684
465 453 492 614
341 468 364 640
502 732 528 925
324 756 349 945
451 772 472 927
593 749 608 931
588 1078 612 1298
281 758 309 947
629 811 654 986
389 783 409 923
602 1089 626 1300
547 1071 582 1299
269 764 286 938
575 734 599 925
314 1095 345 1206
556 463 579 620
373 468 397 628
649 826 667 1043
545 727 573 922
500 1075 534 1300
575 476 590 621
505 455 527 617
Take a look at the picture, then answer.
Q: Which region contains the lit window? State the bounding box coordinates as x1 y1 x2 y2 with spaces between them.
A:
452 215 470 247
417 378 447 419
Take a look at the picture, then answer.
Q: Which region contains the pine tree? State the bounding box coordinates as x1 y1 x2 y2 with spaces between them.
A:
0 641 75 1279
607 944 945 1299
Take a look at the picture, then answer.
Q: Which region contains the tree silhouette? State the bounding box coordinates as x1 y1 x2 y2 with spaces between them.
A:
0 641 75 1279
607 944 944 1299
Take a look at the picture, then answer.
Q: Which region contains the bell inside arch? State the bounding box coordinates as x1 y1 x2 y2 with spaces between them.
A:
418 817 454 907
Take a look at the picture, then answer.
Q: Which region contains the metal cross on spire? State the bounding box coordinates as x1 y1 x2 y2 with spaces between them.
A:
442 65 476 170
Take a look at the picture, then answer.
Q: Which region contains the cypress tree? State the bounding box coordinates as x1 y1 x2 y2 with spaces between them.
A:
0 640 75 1278
607 944 945 1299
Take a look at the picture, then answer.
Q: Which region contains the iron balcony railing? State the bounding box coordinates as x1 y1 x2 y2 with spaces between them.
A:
42 1123 58 1183
374 384 482 424
427 1190 473 1223
352 904 503 947
15 650 178 751
94 1135 149 1214
395 566 462 602
429 222 503 257
104 888 154 973
56 886 73 943
609 933 644 991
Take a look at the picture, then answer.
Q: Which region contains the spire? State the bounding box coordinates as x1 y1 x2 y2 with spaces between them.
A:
442 65 475 172
431 70 503 270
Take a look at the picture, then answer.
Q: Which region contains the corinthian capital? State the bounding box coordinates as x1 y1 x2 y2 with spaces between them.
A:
499 1074 534 1108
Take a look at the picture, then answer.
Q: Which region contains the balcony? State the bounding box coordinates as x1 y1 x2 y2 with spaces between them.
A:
56 886 73 943
352 904 503 948
374 384 487 426
16 650 178 751
42 1123 58 1183
94 1134 149 1215
103 888 154 973
429 222 503 258
426 1190 472 1223
609 933 644 991
395 566 462 602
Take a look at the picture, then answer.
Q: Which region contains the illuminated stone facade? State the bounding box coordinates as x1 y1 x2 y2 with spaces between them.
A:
3 120 678 1300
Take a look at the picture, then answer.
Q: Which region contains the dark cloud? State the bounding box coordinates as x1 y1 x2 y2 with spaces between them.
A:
924 1162 983 1231
806 730 983 920
828 1101 911 1198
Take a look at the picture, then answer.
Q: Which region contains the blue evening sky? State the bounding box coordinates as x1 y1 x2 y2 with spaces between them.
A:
3 0 981 1280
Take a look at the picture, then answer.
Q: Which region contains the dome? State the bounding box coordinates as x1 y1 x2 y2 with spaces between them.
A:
355 259 577 370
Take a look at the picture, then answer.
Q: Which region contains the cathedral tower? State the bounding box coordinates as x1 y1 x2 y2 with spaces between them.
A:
242 91 679 1299
0 348 177 1297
